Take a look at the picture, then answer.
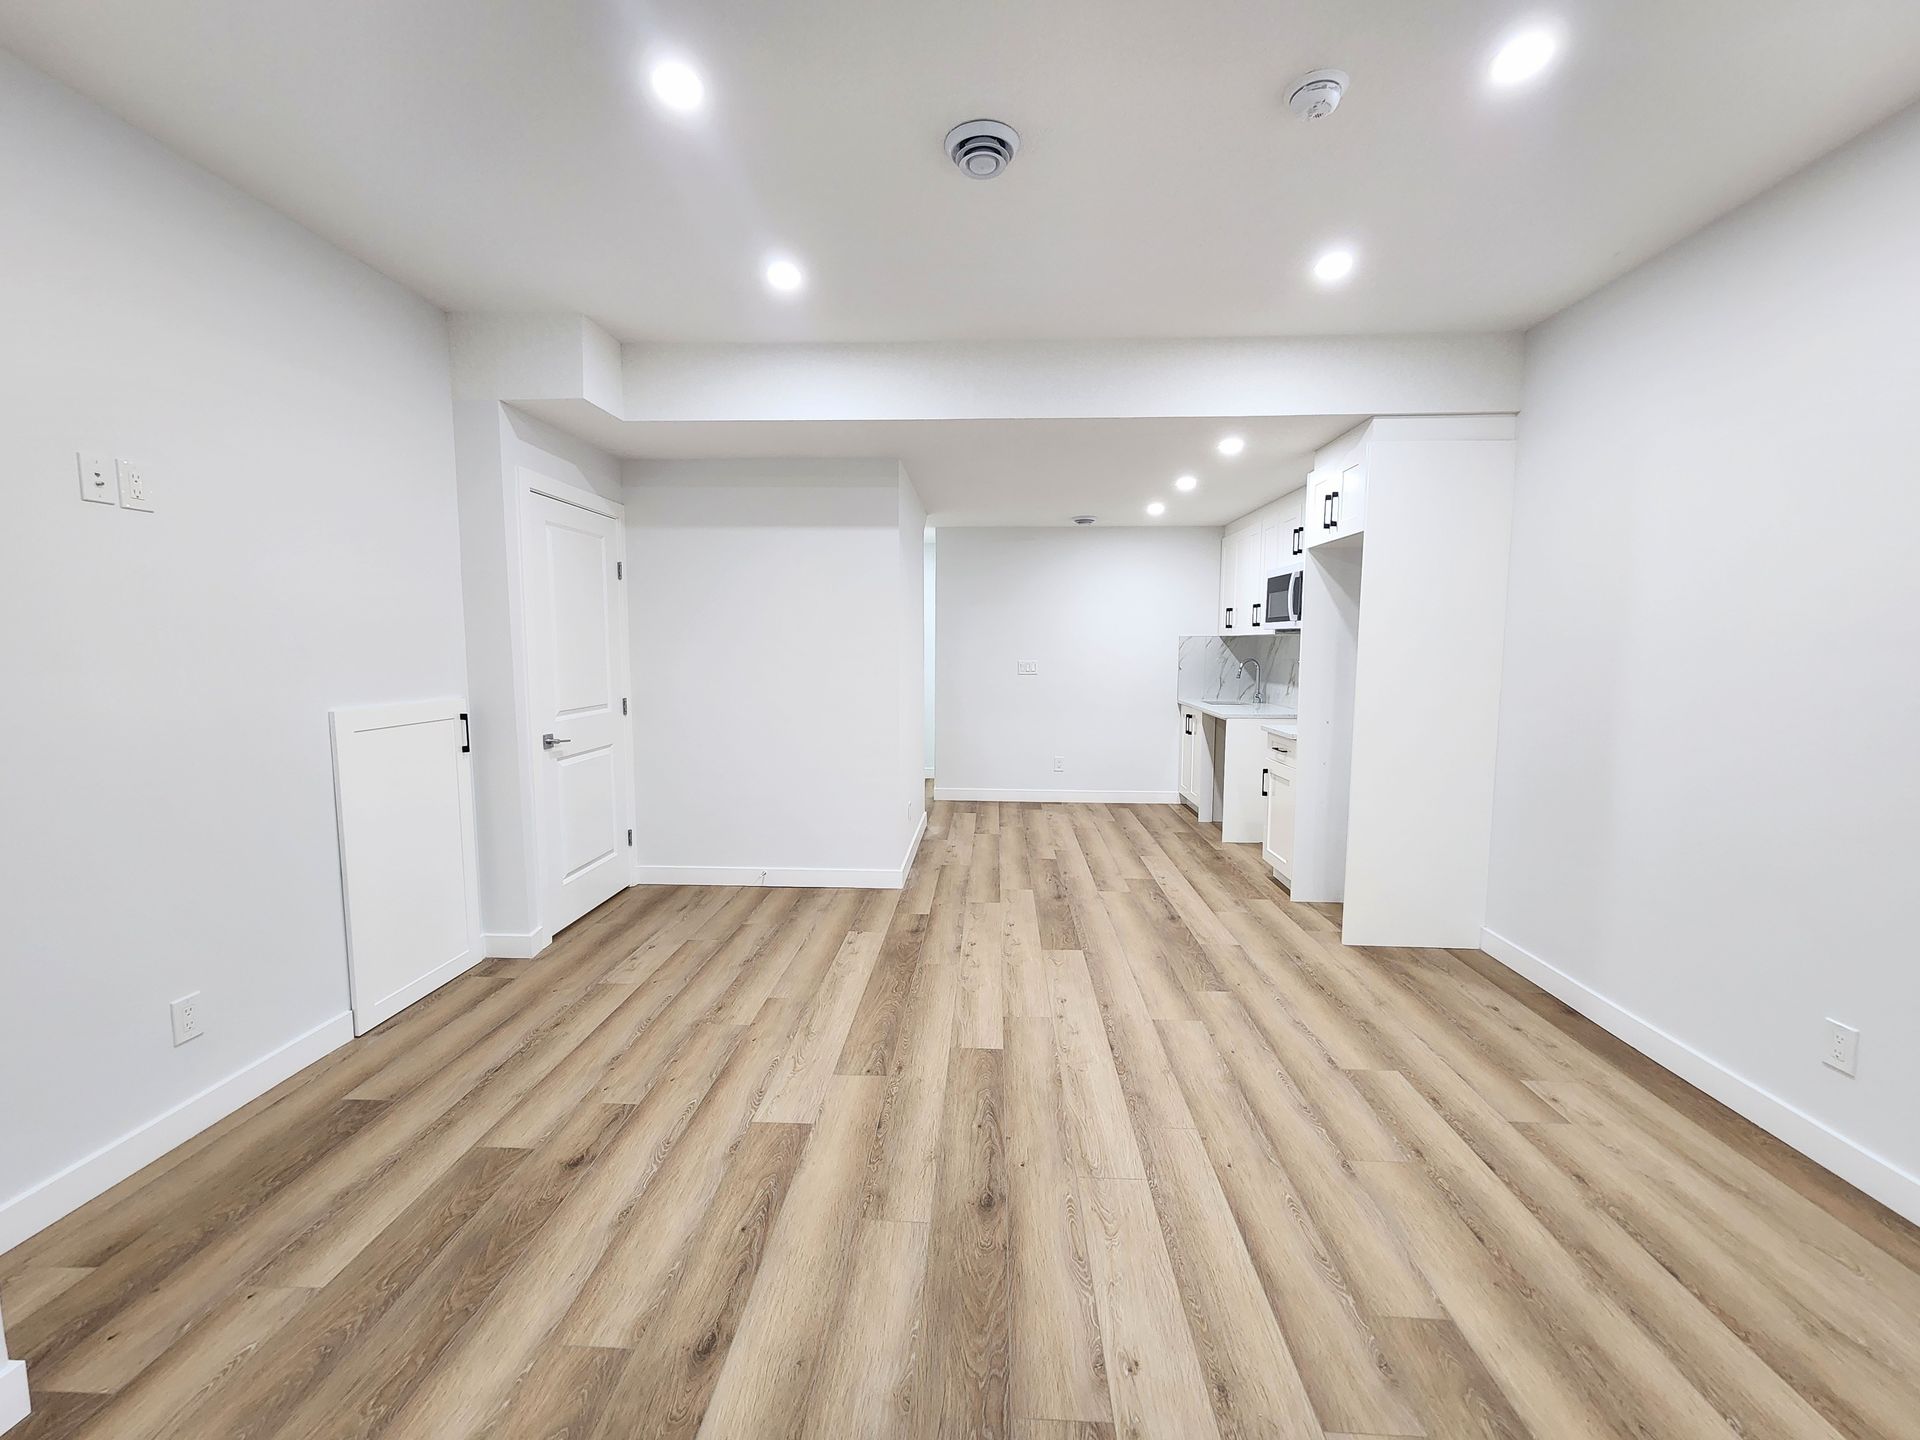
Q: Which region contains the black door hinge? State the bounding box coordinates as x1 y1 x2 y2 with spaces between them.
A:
626 828 633 846
621 697 628 715
616 561 623 579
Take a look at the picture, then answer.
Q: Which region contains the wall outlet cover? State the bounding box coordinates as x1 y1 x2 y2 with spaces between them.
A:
1052 756 1065 773
171 992 204 1046
119 458 154 512
1822 1018 1859 1076
78 452 116 504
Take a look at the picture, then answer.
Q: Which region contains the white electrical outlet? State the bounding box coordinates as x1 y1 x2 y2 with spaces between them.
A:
1017 660 1038 676
118 458 154 512
1053 756 1065 773
78 452 117 504
171 992 204 1046
1822 1019 1859 1076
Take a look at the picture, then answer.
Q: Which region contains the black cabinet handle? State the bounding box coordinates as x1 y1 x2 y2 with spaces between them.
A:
1291 526 1303 555
1329 489 1341 528
1184 716 1193 735
459 712 470 754
1251 602 1261 625
1224 607 1233 629
1260 767 1270 798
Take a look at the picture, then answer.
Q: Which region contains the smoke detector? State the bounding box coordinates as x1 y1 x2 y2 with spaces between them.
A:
945 119 1020 179
1070 515 1097 526
1287 69 1349 122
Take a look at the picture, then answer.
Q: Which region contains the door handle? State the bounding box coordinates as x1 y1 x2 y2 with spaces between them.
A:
542 733 571 750
1261 767 1270 797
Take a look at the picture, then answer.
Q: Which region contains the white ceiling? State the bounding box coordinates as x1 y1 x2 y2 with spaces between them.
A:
513 405 1358 526
4 1 1917 344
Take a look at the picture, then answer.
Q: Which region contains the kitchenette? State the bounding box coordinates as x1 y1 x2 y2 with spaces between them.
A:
1178 415 1519 950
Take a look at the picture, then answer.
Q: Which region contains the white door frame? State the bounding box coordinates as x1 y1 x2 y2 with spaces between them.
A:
514 470 639 946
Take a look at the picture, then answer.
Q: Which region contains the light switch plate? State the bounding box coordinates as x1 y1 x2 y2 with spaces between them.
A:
118 458 154 512
1017 660 1038 676
78 452 116 504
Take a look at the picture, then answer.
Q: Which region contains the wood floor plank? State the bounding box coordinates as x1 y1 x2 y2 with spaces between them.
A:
1002 891 1055 1018
1005 1017 1111 1425
915 1046 1012 1438
958 900 1009 1049
1158 1018 1422 1437
1050 952 1147 1180
589 1120 813 1440
756 929 886 1123
694 1077 889 1439
1080 1174 1223 1440
798 1218 929 1440
479 1344 626 1440
1135 1125 1323 1439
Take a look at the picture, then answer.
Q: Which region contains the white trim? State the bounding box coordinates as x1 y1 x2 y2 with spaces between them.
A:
633 864 908 890
899 809 928 878
1480 927 1920 1226
924 766 936 779
522 470 624 520
933 787 1180 804
0 1013 353 1254
0 1356 26 1436
483 928 553 959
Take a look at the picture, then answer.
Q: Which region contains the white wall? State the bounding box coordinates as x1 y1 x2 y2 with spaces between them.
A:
0 53 465 1247
1487 100 1920 1219
624 460 924 885
935 528 1219 801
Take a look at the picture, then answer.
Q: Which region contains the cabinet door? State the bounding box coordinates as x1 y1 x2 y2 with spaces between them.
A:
1179 710 1198 801
1304 469 1335 549
1285 490 1308 565
1265 762 1296 879
1219 532 1238 630
1332 460 1367 540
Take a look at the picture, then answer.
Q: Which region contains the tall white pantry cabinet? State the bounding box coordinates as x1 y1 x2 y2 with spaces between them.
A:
1291 416 1517 949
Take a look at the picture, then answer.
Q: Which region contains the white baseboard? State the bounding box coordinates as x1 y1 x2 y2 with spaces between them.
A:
1480 927 1920 1226
933 787 1180 804
0 1357 27 1436
482 928 552 960
0 1011 354 1254
632 814 929 893
924 766 936 778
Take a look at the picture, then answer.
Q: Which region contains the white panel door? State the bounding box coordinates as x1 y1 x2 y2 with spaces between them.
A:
523 488 633 935
330 699 482 1035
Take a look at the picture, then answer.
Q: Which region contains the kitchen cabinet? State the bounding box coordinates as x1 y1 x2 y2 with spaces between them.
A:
1178 706 1201 807
1261 730 1296 885
1305 458 1367 548
1218 485 1307 632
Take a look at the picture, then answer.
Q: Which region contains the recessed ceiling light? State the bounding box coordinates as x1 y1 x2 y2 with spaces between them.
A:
648 59 706 113
1489 28 1558 87
1174 474 1198 492
1145 501 1167 517
764 256 806 294
1215 436 1245 458
1312 247 1356 285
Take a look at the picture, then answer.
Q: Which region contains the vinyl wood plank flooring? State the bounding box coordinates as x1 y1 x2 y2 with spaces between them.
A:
7 805 1920 1439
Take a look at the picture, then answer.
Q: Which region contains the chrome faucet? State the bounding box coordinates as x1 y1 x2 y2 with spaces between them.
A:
1240 657 1262 703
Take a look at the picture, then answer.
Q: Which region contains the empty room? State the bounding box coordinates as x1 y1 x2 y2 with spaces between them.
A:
3 3 1919 1437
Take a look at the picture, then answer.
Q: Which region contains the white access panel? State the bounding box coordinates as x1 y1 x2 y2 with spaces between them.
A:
329 698 483 1035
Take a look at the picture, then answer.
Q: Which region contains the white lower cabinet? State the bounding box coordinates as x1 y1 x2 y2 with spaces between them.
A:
1178 707 1201 808
1261 732 1296 885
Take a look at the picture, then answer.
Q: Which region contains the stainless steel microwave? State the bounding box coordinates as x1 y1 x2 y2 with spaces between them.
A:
1263 569 1304 627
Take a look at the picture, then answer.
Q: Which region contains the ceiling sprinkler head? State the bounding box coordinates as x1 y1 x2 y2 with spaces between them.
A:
1071 515 1097 526
1287 68 1349 122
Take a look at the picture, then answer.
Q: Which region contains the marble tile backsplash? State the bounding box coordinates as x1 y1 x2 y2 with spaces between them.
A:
1178 634 1300 708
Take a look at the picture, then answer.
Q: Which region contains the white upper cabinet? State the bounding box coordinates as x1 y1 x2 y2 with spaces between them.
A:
1218 484 1309 632
1306 458 1368 548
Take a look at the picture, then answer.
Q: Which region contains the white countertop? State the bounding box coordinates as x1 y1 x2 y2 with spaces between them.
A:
1262 721 1299 741
1179 699 1299 723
